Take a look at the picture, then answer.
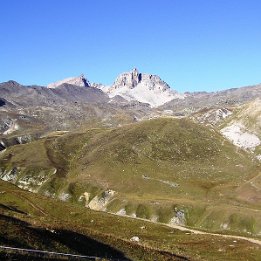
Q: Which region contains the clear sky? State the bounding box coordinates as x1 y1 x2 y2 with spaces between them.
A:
0 0 261 92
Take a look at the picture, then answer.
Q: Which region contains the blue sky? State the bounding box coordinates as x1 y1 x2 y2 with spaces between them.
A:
0 0 261 92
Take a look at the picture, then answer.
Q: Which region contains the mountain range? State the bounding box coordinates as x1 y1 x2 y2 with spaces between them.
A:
46 68 183 107
0 68 260 150
0 69 261 260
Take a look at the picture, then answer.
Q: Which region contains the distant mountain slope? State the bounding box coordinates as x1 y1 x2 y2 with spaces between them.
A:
0 80 121 136
161 84 261 114
0 80 155 145
0 80 108 106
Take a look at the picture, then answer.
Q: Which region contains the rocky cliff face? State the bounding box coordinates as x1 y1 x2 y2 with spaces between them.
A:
106 68 183 107
111 68 141 90
109 68 172 91
47 74 90 88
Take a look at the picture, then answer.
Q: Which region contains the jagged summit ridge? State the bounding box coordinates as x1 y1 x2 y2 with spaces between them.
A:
47 74 90 88
112 68 141 89
106 68 184 107
109 68 171 91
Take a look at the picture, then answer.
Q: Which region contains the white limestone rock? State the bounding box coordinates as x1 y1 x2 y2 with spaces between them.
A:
106 68 184 108
86 189 116 211
221 123 260 151
130 236 140 242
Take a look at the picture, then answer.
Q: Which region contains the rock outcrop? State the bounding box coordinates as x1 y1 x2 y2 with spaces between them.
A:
47 74 90 88
111 68 141 90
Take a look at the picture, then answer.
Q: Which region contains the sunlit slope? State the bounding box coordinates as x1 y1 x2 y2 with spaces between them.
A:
0 118 260 234
222 98 260 133
1 180 261 261
219 98 261 156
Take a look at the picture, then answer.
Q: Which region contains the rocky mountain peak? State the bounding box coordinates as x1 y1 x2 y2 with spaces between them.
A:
109 68 173 93
106 69 183 107
47 74 90 89
112 68 142 90
1 80 21 87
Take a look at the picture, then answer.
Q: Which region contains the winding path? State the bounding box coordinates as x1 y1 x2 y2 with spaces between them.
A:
107 211 261 246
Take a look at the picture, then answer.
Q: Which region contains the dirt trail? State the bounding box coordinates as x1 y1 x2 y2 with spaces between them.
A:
5 186 261 247
108 212 261 246
168 223 261 246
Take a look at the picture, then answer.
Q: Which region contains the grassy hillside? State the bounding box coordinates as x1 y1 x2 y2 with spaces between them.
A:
0 118 260 236
0 180 260 261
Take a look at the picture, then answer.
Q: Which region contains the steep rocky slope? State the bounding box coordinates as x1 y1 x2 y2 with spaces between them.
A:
47 74 91 88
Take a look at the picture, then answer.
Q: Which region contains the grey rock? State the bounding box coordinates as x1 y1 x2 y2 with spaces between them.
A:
47 74 90 88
